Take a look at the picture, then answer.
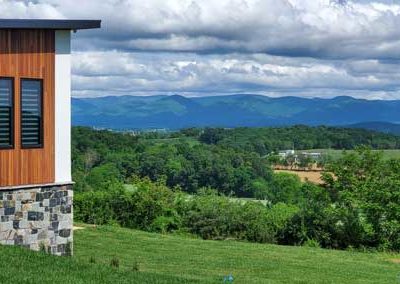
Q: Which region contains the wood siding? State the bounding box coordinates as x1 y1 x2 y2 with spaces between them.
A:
0 30 55 187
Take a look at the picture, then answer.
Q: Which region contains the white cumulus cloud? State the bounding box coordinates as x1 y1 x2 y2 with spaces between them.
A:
1 0 400 99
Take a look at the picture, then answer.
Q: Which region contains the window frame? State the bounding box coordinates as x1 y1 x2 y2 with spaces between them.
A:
0 77 15 150
20 78 44 149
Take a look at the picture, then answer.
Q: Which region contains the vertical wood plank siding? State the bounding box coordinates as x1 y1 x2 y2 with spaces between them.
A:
0 30 55 186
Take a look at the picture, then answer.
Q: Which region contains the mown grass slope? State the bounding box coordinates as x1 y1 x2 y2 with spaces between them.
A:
74 225 400 283
1 224 399 283
0 244 193 283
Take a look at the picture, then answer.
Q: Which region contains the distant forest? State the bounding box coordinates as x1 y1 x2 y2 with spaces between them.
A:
72 125 400 196
72 125 400 251
196 125 400 154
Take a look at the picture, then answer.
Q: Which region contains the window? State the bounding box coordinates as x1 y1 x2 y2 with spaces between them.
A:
21 79 43 148
0 78 14 149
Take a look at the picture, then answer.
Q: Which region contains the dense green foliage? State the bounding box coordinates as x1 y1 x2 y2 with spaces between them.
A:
324 148 400 250
199 126 400 155
72 126 272 197
72 126 400 251
72 125 400 196
75 178 298 244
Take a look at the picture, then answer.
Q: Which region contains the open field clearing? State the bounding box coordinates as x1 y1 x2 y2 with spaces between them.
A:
275 169 324 184
302 149 400 160
275 149 400 184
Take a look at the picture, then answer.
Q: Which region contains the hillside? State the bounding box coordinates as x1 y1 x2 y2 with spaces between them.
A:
349 121 400 135
72 95 400 130
1 225 399 283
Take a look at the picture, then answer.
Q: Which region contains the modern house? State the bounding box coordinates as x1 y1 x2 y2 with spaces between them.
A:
0 19 101 255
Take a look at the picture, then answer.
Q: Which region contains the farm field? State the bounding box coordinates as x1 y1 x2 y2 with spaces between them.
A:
302 149 400 160
274 149 400 184
275 169 324 184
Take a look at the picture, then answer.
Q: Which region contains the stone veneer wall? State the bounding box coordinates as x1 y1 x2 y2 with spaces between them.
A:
0 184 73 256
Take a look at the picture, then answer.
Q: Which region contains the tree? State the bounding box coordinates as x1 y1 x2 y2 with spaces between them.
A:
268 173 302 204
199 128 226 144
324 147 400 250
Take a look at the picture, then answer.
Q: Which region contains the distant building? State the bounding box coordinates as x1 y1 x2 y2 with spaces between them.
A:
301 152 322 159
278 149 295 158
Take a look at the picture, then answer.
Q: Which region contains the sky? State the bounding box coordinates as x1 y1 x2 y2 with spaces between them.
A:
1 0 400 100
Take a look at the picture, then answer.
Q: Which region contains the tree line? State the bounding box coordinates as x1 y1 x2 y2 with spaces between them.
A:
72 126 400 251
72 125 400 197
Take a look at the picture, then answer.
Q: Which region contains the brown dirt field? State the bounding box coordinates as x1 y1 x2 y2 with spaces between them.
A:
275 170 324 184
389 258 400 264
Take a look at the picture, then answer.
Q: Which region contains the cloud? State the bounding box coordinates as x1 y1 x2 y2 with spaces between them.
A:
71 51 400 99
1 0 400 99
0 0 63 18
2 0 400 59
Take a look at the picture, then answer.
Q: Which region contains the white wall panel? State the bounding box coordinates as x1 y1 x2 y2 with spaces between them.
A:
55 30 72 183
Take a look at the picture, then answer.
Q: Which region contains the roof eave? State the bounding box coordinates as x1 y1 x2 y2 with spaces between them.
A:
0 19 101 30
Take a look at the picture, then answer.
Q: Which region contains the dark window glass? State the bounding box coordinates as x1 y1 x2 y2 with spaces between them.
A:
21 79 43 148
0 78 13 149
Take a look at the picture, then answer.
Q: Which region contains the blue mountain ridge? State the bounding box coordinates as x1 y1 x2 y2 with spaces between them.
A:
72 95 400 132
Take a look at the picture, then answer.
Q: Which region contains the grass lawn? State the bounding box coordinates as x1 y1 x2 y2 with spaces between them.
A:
0 242 189 284
1 224 399 283
75 225 400 284
302 149 400 160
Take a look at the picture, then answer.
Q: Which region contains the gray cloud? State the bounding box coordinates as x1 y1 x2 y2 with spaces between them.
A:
1 0 400 99
71 51 400 99
3 0 400 59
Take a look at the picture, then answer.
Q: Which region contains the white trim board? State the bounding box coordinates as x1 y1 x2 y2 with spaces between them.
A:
54 30 72 183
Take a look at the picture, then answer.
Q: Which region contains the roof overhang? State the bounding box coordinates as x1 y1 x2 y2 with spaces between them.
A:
0 19 101 30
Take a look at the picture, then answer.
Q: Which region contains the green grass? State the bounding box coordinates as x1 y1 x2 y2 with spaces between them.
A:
302 149 400 160
74 225 400 284
144 137 200 147
0 242 191 284
1 225 399 283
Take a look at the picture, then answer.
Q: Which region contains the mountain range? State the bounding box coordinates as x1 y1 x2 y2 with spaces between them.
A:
72 95 400 132
348 122 400 135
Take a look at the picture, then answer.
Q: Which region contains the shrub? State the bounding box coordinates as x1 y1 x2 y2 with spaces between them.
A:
111 178 181 231
181 192 297 243
110 257 120 268
75 178 182 232
132 260 140 271
303 239 320 248
74 189 118 225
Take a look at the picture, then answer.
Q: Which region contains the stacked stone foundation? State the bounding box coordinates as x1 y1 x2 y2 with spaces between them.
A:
0 184 73 256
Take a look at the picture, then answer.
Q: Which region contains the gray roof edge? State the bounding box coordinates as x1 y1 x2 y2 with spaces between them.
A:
0 19 101 30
